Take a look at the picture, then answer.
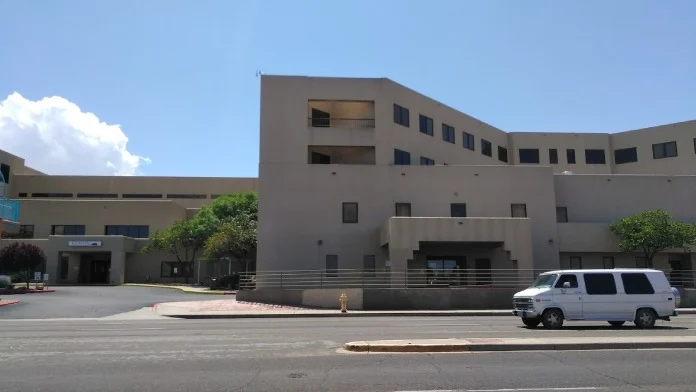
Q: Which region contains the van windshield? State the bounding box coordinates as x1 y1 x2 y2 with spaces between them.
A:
529 274 558 288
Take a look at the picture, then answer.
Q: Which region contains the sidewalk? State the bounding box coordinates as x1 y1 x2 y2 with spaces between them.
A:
123 283 236 295
344 336 696 353
0 299 20 307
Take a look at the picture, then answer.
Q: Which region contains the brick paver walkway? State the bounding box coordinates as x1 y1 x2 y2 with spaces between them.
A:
154 299 310 313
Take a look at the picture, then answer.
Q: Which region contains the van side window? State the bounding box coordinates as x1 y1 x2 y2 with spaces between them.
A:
621 273 655 295
583 273 617 295
554 274 578 288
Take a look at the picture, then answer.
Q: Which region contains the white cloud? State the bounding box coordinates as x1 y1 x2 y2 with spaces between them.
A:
0 92 151 175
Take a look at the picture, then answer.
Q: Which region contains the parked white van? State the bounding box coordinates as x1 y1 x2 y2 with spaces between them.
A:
512 269 681 329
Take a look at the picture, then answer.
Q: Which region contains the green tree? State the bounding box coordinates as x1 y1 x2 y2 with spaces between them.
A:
142 213 217 283
0 242 46 289
202 192 258 223
203 215 257 272
609 209 696 268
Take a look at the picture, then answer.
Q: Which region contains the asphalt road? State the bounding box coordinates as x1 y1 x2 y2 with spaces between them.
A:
0 286 210 319
3 316 696 391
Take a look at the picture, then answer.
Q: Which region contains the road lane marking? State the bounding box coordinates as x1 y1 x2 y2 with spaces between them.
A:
395 388 605 392
76 328 166 331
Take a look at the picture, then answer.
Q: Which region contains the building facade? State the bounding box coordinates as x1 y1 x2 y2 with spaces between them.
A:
257 75 696 285
0 149 257 284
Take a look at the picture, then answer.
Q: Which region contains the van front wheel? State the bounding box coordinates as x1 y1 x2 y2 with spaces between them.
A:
635 308 657 329
541 309 564 329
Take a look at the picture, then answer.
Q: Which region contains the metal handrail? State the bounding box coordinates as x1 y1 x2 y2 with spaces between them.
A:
238 268 696 290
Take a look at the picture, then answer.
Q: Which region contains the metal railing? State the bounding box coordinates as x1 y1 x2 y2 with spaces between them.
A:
307 117 375 128
238 268 696 290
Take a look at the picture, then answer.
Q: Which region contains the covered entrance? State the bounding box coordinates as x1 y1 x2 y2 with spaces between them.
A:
59 252 112 284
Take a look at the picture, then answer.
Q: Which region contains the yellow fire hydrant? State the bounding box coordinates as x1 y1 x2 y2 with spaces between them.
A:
339 292 348 313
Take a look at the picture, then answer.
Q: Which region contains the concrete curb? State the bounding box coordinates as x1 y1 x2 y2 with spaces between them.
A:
0 299 20 307
161 310 514 319
343 337 696 353
122 284 236 295
0 289 56 295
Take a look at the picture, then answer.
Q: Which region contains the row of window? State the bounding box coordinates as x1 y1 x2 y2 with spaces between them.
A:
341 202 528 223
394 104 509 163
554 272 655 295
568 255 648 269
17 193 219 199
1 224 150 239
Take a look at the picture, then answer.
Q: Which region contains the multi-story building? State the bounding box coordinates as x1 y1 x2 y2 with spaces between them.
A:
0 149 257 284
257 75 696 285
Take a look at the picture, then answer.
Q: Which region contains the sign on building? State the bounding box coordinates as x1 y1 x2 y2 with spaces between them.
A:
68 240 102 247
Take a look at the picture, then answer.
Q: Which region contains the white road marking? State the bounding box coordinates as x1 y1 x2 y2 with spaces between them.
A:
76 327 166 331
395 388 605 392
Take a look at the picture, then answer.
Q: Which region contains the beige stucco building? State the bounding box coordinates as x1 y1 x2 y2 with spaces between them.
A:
0 149 257 284
257 75 696 286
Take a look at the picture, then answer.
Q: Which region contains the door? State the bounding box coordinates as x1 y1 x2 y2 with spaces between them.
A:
474 259 492 286
552 273 583 320
581 272 620 320
91 260 110 284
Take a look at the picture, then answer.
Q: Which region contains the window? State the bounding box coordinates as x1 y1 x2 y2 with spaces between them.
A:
76 193 119 198
310 108 330 127
450 203 467 217
481 139 492 157
311 151 331 164
166 194 207 199
0 163 9 184
585 149 606 164
614 147 638 164
549 149 558 164
394 149 411 165
518 149 540 164
621 273 655 295
442 123 455 144
569 256 582 269
393 104 410 127
463 132 475 151
511 204 527 218
498 146 508 163
342 202 358 223
583 273 617 295
51 225 86 235
363 255 376 276
105 225 150 238
419 115 434 136
566 149 576 164
1 224 35 239
161 261 193 278
395 203 412 217
420 156 435 165
635 256 647 268
694 138 696 154
325 255 338 277
652 141 678 159
603 256 615 269
122 194 162 199
18 193 27 197
556 207 568 223
31 193 73 198
554 274 578 288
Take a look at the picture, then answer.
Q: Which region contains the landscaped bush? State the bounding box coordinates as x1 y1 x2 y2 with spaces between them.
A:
0 275 12 289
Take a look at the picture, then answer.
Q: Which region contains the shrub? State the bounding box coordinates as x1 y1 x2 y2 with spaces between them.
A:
0 275 11 289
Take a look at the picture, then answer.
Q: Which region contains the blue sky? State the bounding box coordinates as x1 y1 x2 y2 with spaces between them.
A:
1 0 694 177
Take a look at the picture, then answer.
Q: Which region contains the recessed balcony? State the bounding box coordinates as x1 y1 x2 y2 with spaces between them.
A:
308 146 376 165
307 100 375 129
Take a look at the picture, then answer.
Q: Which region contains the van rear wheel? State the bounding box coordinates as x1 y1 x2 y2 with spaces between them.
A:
634 308 657 329
541 309 564 329
522 317 541 328
608 321 625 328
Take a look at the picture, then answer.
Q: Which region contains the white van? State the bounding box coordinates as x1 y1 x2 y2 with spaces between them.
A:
512 269 681 329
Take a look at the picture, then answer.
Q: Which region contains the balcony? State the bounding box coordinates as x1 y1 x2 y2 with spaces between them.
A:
308 146 375 165
307 100 375 129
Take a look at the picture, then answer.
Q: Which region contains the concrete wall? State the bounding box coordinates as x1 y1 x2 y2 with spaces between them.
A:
509 132 612 174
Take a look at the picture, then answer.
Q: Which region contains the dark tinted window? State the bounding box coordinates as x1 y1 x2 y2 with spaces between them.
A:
311 152 331 164
450 203 467 217
122 194 162 199
583 273 617 295
32 193 73 198
585 149 606 164
652 141 677 159
52 225 86 236
395 203 411 217
420 156 435 165
498 146 508 163
442 123 455 144
549 149 558 164
105 225 149 238
519 149 540 164
621 273 655 295
77 193 119 198
419 115 434 136
566 149 576 164
555 274 578 288
614 147 638 164
463 132 475 150
0 163 9 184
342 202 358 223
556 207 568 222
394 149 411 165
481 139 492 157
393 104 410 127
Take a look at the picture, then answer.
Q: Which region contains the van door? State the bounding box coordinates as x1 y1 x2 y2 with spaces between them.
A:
581 272 620 320
552 273 583 320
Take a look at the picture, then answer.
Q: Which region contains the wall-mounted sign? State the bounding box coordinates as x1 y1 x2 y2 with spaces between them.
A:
68 240 102 247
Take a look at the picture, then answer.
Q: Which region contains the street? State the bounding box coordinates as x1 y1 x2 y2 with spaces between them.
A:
2 316 696 391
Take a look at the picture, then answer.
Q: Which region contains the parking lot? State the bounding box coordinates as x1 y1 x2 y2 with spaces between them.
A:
0 286 215 319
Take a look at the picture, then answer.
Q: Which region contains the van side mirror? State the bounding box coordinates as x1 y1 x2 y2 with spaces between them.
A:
562 282 571 289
